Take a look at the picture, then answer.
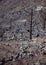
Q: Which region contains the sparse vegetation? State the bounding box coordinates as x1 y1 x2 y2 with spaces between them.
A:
0 0 46 65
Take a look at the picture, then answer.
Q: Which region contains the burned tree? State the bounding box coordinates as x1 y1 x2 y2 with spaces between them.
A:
43 16 46 30
30 9 33 39
23 8 33 40
41 1 46 30
43 10 46 30
40 9 46 30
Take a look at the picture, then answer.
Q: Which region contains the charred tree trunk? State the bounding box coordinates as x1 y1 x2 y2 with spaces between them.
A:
30 9 33 40
43 18 46 30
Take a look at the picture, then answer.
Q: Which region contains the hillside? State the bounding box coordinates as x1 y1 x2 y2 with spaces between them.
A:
0 0 46 41
0 0 46 65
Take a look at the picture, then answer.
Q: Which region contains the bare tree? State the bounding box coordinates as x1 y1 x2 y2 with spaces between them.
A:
30 9 33 39
40 9 46 30
23 8 33 40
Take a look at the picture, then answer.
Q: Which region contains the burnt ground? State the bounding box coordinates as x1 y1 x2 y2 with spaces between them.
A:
0 0 46 65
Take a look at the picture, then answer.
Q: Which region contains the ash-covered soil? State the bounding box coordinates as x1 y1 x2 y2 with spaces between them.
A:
0 0 46 65
0 0 46 41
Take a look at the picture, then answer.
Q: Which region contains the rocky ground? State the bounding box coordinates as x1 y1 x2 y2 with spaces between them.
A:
0 0 46 65
0 38 46 65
